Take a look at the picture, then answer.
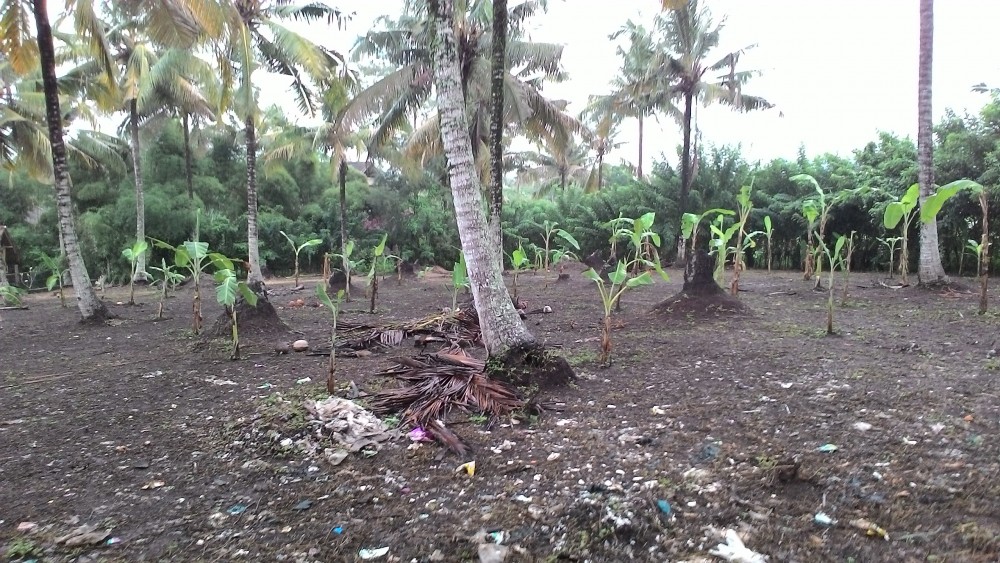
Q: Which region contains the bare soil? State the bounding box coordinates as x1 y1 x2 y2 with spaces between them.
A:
2 265 1000 562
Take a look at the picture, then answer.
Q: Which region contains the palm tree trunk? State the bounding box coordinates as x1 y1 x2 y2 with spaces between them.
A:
637 114 644 180
245 114 264 283
183 112 194 200
917 0 948 284
339 160 351 301
488 0 507 264
678 90 695 262
129 99 148 282
680 90 694 215
429 0 534 356
32 0 107 322
598 152 605 191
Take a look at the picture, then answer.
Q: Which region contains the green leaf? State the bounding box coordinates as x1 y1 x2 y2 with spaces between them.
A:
303 238 323 248
609 262 628 285
625 271 653 288
175 247 191 268
554 229 580 250
883 202 905 229
316 282 334 311
763 215 772 234
512 245 528 269
834 235 847 257
238 282 258 307
900 183 921 208
46 273 59 291
649 233 661 247
344 240 355 257
215 270 238 306
182 240 209 261
453 253 469 288
637 212 656 231
373 233 387 257
582 268 602 283
681 212 700 239
209 253 234 272
920 180 983 223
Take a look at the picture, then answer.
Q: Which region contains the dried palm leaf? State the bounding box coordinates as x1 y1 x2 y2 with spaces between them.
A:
370 352 525 455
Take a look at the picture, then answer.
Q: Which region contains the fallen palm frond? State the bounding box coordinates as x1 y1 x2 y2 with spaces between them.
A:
338 304 481 352
369 351 525 455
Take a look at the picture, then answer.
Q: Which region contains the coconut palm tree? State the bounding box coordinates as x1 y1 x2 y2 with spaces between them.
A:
587 20 673 181
651 0 772 258
342 0 581 180
25 0 107 321
426 0 533 355
511 134 591 197
917 0 947 283
216 0 347 288
579 100 624 192
487 0 507 256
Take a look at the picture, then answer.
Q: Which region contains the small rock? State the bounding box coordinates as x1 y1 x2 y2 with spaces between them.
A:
429 550 445 562
16 521 37 532
275 342 291 355
292 339 309 352
478 543 509 563
292 500 313 511
527 504 544 520
546 452 560 461
853 422 873 432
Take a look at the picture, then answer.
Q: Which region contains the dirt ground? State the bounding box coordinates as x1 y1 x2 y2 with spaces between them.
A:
2 264 1000 562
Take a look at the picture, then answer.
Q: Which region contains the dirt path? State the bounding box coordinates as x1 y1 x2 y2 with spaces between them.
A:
2 268 999 562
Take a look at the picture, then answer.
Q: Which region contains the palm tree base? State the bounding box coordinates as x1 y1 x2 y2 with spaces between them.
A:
209 281 288 338
652 250 750 317
484 342 575 397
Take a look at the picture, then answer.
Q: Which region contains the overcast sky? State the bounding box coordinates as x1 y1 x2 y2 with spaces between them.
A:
267 0 1000 169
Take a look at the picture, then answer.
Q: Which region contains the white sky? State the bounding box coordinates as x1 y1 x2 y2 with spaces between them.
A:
269 1 1000 169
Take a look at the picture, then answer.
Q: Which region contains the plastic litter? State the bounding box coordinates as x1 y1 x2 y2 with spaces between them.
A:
331 526 343 535
226 504 247 515
813 512 835 526
358 546 390 559
656 499 672 515
408 427 431 442
708 529 769 562
456 461 476 476
816 443 839 453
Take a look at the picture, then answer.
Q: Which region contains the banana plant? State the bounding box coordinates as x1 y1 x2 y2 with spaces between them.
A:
921 179 988 312
212 255 258 360
329 240 357 301
509 243 530 304
682 208 735 257
149 258 184 320
316 284 346 394
876 236 902 278
451 252 470 311
366 234 397 314
763 215 774 273
583 212 668 367
708 213 740 284
814 233 848 335
122 240 149 306
801 199 820 281
150 238 220 335
280 231 323 287
541 221 579 271
730 181 754 295
35 251 68 307
882 183 920 284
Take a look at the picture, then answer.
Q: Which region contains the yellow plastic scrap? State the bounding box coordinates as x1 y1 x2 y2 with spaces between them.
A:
456 461 476 476
849 518 889 540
